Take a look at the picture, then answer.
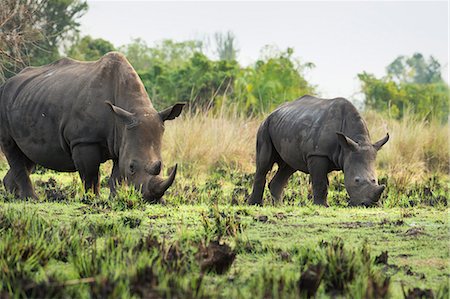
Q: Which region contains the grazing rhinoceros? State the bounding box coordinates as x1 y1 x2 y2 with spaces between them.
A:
0 52 184 202
247 95 389 207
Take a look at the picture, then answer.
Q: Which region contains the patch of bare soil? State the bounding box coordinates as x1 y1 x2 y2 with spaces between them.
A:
365 275 390 299
35 177 74 202
409 186 448 207
197 241 236 274
298 264 324 298
338 218 404 229
130 266 160 299
381 258 426 280
402 286 434 299
274 212 287 220
379 218 405 226
339 221 374 229
404 227 429 237
148 214 167 220
278 251 291 262
254 215 269 223
375 251 389 265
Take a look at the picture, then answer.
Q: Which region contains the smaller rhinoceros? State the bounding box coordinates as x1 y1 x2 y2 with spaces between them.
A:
247 95 389 207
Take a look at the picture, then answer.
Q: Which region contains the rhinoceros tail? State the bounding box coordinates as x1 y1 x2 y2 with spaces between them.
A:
255 117 277 167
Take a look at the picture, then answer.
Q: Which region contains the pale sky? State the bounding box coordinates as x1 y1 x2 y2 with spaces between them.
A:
79 1 449 101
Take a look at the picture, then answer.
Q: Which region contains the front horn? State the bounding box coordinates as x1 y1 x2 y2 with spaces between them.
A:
152 164 178 197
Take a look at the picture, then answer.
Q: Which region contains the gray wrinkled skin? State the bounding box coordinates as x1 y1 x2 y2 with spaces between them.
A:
247 95 389 207
0 52 184 201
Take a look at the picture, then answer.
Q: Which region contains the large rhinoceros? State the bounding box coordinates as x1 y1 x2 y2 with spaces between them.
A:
247 95 389 207
0 52 184 201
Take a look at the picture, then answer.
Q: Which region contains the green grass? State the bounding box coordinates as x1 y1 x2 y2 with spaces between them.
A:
0 163 448 298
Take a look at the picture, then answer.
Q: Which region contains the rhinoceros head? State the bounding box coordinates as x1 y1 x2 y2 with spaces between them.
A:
106 101 185 202
336 132 389 207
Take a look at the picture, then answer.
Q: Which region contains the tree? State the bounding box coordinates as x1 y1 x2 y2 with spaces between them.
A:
118 38 152 72
234 46 315 113
0 0 42 81
359 53 449 122
139 52 239 110
0 0 87 82
386 53 442 84
67 35 115 61
120 38 202 72
119 38 315 113
214 31 238 61
28 0 88 66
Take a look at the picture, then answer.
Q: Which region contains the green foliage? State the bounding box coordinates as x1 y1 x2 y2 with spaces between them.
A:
119 37 314 113
0 0 87 81
67 35 115 61
215 31 238 61
140 52 239 110
26 0 88 66
235 46 316 113
386 53 442 84
120 38 203 72
359 53 449 122
111 183 145 211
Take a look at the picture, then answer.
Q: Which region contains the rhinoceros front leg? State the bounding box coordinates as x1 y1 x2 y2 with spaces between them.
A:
307 156 330 206
269 163 295 203
108 160 121 197
1 139 38 199
72 144 102 195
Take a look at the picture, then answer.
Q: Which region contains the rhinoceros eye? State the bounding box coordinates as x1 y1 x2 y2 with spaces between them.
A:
355 177 361 183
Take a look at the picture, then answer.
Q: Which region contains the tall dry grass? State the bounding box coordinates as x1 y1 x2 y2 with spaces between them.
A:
0 107 447 189
163 108 449 187
162 108 261 174
364 111 449 186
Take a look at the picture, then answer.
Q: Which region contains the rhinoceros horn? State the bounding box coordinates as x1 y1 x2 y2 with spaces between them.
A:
152 164 177 197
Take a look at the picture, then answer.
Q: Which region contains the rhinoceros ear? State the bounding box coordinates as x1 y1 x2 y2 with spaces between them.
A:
159 103 186 122
336 132 359 152
373 133 389 151
105 101 139 128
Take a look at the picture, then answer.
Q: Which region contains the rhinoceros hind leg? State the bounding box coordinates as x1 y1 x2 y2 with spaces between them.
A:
1 140 38 199
72 144 102 195
307 156 330 206
247 125 275 205
268 163 295 203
